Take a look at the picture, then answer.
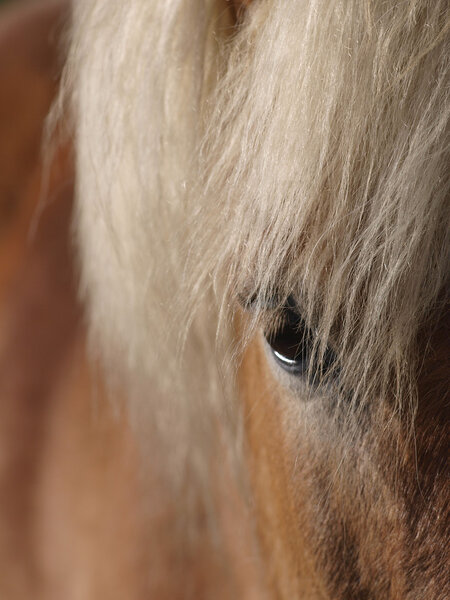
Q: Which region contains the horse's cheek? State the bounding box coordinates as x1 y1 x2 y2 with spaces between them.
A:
239 335 325 600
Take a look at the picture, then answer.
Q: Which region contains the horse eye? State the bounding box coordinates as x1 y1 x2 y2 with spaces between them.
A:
265 304 313 375
265 299 336 380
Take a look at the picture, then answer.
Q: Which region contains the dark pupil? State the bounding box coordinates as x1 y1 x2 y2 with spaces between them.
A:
267 306 312 374
266 298 336 379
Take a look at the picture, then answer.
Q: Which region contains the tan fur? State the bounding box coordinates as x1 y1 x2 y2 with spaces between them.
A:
64 0 449 421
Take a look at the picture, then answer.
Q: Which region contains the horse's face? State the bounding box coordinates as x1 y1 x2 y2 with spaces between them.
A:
230 5 449 595
69 0 449 597
239 311 449 599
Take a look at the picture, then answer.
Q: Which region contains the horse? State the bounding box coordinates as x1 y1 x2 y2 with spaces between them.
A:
0 0 448 598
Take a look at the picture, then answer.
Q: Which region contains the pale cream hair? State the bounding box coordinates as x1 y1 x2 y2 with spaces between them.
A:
61 0 449 482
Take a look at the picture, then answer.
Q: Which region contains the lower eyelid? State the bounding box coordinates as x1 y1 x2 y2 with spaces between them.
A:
272 350 298 366
271 348 309 376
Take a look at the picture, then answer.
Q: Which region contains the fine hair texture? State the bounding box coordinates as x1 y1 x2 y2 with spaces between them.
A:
64 0 449 475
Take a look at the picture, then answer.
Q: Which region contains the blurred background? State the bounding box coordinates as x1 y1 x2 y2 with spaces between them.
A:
0 3 145 598
0 2 150 597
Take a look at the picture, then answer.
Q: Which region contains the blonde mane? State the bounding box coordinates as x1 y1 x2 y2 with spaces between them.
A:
62 0 449 482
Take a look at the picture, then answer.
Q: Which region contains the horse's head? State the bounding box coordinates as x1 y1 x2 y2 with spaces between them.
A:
65 1 449 597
